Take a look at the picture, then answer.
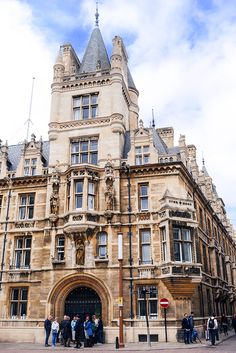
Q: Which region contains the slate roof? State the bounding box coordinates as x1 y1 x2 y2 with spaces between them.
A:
79 27 111 73
8 141 50 171
127 67 137 90
152 128 168 154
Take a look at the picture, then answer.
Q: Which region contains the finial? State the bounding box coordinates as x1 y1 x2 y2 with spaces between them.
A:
139 119 144 129
152 108 155 128
95 1 99 27
202 152 205 166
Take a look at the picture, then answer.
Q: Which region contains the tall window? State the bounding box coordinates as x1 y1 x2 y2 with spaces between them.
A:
24 158 37 176
73 93 98 120
14 236 31 269
140 229 152 264
137 286 158 319
56 236 65 261
139 184 149 211
97 232 108 258
173 227 192 262
19 194 35 220
88 182 95 210
161 227 167 262
135 146 150 165
10 288 28 319
75 181 83 209
202 244 208 273
71 139 98 165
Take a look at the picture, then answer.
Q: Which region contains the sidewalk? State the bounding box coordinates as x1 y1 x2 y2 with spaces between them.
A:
0 331 234 351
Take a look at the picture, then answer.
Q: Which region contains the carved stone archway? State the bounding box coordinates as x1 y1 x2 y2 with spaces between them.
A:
47 273 112 325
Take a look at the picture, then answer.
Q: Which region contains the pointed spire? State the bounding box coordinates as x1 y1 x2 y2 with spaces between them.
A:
95 1 99 27
201 153 209 177
152 108 155 128
79 27 110 73
55 47 63 65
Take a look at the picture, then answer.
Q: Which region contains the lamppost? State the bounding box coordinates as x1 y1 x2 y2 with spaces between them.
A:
118 232 124 348
141 287 151 347
121 162 134 320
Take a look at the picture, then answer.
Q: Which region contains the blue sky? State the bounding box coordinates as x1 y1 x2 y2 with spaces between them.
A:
0 0 236 228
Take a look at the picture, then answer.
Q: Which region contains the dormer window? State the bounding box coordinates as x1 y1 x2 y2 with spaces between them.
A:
24 158 37 176
73 93 98 120
135 145 150 165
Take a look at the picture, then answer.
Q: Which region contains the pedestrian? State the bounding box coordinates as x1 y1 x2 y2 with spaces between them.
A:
207 313 218 346
71 316 77 342
221 314 228 336
96 317 104 344
60 315 68 345
84 315 93 347
92 314 98 344
182 313 190 344
188 312 194 343
74 315 82 349
51 317 60 347
44 314 53 347
232 314 236 334
63 315 72 347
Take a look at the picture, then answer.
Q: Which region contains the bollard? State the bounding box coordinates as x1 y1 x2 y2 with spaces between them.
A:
115 336 119 349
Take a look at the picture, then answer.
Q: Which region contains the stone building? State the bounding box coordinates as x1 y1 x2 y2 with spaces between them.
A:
0 15 236 343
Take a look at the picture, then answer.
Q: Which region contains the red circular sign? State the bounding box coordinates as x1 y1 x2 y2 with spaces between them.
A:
160 298 169 308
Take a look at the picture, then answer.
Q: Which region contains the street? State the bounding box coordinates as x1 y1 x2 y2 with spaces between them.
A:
0 335 235 353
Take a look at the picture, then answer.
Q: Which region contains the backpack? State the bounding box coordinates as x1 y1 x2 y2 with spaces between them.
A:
208 318 214 329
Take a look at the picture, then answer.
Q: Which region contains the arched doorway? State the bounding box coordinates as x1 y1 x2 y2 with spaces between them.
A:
64 286 102 320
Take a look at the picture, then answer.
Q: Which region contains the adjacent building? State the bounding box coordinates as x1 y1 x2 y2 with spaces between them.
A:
0 16 236 343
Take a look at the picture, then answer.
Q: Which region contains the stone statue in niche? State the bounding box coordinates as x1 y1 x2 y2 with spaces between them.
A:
76 239 85 265
50 168 60 215
104 159 115 211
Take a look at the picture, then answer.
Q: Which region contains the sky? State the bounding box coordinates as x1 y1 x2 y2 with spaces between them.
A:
0 0 236 227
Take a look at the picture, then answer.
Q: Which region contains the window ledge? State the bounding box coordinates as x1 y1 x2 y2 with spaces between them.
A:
94 257 109 263
51 259 65 265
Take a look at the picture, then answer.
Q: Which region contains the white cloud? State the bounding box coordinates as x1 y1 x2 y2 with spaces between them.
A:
0 0 56 144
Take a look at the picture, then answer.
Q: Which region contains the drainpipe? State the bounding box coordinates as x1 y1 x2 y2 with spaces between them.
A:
0 177 12 290
122 163 134 320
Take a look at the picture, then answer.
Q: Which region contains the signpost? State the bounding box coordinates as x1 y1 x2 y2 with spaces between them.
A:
160 298 169 342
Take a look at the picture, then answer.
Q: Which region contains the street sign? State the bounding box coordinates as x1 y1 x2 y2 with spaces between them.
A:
160 298 169 308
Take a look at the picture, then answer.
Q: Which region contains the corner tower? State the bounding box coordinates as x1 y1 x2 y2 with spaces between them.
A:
49 14 139 170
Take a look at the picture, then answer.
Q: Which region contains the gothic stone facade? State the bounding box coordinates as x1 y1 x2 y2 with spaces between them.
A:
0 24 236 343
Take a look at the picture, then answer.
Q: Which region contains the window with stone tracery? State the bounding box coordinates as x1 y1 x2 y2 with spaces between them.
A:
73 93 98 120
18 194 35 220
135 145 150 165
24 158 37 176
71 139 98 165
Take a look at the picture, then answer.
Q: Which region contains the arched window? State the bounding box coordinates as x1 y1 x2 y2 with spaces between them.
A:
97 232 108 258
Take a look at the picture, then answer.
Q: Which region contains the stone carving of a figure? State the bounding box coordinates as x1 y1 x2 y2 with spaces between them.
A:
76 240 85 265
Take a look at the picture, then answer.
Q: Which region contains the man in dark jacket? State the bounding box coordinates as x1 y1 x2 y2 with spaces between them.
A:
188 312 194 343
44 315 53 347
182 313 190 344
74 315 82 349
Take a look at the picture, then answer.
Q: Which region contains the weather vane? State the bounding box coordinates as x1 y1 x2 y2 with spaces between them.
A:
95 1 99 27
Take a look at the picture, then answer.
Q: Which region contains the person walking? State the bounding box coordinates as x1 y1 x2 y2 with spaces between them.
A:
207 313 218 346
182 313 190 344
221 314 228 336
51 317 60 347
188 312 194 343
44 315 53 347
74 315 82 349
232 314 236 334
